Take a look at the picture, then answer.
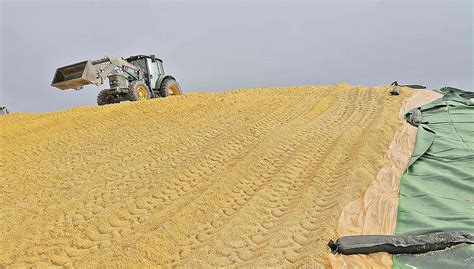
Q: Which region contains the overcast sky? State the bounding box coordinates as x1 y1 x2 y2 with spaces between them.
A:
1 0 472 113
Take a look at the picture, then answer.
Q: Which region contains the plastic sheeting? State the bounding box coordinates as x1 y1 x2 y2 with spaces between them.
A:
328 89 442 268
393 87 474 268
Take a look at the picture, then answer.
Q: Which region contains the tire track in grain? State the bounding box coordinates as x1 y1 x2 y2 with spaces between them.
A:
176 87 386 264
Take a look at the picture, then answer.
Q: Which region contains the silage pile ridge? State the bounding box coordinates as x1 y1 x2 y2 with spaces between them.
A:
0 84 410 267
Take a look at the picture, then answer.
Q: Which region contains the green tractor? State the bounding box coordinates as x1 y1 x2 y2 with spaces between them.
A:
51 54 181 105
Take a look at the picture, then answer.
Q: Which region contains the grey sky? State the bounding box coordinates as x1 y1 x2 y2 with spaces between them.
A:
1 0 472 113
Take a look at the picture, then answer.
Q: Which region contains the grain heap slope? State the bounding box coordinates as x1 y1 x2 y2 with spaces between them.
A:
0 84 410 267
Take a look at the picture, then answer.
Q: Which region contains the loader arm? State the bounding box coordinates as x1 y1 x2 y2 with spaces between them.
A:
51 56 140 90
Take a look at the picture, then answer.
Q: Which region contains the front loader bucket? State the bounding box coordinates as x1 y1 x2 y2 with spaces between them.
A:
51 60 100 90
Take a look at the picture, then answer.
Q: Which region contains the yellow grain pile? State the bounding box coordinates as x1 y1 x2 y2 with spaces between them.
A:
0 84 410 267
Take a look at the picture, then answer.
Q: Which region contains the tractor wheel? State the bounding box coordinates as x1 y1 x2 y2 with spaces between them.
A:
128 81 151 101
97 90 118 106
159 78 182 97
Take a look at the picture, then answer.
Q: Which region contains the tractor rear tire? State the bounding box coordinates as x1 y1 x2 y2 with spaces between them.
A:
128 81 151 101
159 78 182 97
97 90 118 106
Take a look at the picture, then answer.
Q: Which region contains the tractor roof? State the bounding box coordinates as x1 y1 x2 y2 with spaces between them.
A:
126 54 163 62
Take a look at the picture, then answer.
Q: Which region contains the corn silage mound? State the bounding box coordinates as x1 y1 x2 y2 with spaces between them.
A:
0 84 410 267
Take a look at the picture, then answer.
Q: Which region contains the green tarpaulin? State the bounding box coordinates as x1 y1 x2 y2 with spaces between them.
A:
393 87 474 268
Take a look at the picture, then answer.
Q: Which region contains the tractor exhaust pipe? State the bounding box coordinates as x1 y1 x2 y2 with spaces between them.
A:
51 60 101 90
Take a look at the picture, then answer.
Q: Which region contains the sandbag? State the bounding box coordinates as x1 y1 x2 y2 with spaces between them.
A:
390 87 400 95
405 108 426 127
390 81 426 89
328 231 473 255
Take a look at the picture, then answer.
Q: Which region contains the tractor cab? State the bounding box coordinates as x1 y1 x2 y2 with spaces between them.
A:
126 55 165 92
